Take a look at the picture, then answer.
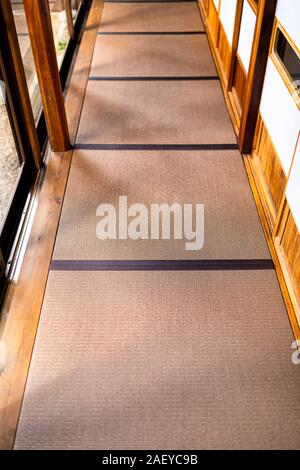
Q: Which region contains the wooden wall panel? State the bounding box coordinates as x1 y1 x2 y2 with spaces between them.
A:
218 21 231 79
207 0 220 46
231 54 247 116
275 208 300 327
281 213 300 306
202 0 210 15
251 113 286 228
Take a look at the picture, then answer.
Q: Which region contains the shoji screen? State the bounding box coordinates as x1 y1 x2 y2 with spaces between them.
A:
252 0 300 223
237 0 256 73
260 61 300 175
219 0 237 46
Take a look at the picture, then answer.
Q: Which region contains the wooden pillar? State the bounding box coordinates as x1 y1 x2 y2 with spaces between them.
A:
238 0 277 154
65 0 75 39
0 0 42 169
23 0 70 152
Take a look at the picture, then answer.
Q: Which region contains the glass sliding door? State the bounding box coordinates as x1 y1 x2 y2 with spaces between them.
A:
0 0 90 301
0 91 21 231
0 1 39 301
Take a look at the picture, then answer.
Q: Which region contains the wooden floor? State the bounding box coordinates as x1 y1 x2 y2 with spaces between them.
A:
2 0 300 450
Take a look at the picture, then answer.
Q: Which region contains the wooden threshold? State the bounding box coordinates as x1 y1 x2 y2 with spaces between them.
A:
0 0 104 450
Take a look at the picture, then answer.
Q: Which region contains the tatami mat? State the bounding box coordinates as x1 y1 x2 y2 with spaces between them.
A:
76 80 237 145
52 150 270 260
15 270 300 450
15 0 299 452
99 2 204 32
90 34 216 77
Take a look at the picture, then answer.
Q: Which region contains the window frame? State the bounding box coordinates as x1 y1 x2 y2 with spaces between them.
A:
270 19 300 110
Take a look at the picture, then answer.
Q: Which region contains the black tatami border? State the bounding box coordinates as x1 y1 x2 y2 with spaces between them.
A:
74 143 239 151
88 76 219 81
51 259 275 272
98 31 206 35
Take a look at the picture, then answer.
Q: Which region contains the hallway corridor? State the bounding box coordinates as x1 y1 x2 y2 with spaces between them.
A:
14 1 300 449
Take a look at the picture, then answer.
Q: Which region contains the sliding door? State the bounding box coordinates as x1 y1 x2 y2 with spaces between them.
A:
251 1 300 227
228 0 257 124
0 3 39 297
200 0 258 127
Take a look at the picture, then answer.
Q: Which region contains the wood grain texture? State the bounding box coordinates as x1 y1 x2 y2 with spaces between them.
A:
64 0 74 39
232 55 247 118
251 114 286 228
273 135 300 331
280 212 300 323
217 20 231 82
207 0 219 46
1 0 41 168
23 0 70 152
0 0 104 450
243 155 300 343
202 0 209 15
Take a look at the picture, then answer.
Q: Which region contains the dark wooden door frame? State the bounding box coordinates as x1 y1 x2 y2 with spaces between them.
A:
238 0 278 154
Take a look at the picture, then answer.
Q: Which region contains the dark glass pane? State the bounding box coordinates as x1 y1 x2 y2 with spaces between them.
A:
275 28 300 84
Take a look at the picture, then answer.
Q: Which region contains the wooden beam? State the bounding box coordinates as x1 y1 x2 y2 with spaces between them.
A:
238 0 277 154
0 0 42 169
23 0 70 152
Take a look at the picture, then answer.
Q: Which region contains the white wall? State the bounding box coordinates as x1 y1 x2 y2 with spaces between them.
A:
213 0 220 11
276 0 300 50
237 0 256 72
286 138 300 233
260 59 300 175
219 0 237 46
259 0 300 179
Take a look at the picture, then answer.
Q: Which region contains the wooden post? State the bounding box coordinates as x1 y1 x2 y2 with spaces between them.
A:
238 0 277 154
1 0 42 169
65 0 75 39
23 0 70 152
